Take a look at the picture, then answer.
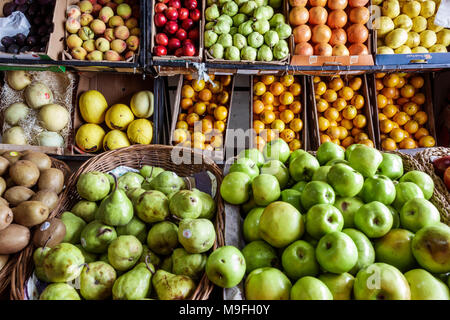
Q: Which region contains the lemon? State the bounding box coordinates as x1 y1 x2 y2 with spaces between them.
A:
75 123 105 152
79 90 108 124
127 119 153 144
103 129 131 151
105 104 135 130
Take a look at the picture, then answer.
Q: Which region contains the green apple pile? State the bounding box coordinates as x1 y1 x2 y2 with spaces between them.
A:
374 0 450 54
204 0 291 61
219 139 450 300
31 166 219 300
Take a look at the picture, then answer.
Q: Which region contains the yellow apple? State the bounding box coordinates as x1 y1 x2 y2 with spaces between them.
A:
406 32 421 47
382 0 400 18
429 44 447 52
436 29 450 46
402 0 421 18
394 14 413 31
374 16 395 37
427 16 444 32
377 46 395 54
412 46 429 53
385 29 408 48
420 0 435 18
411 16 427 33
420 30 437 48
395 45 412 53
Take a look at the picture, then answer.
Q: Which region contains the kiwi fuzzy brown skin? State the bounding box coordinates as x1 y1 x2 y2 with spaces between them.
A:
21 152 52 171
31 190 59 211
38 168 64 194
0 198 9 207
0 254 9 271
9 160 40 188
0 177 6 196
0 205 13 231
32 218 66 248
12 200 49 227
1 151 22 165
3 186 35 206
0 223 30 254
0 156 9 176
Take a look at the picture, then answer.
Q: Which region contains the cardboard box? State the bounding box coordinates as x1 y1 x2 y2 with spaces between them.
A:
249 74 309 151
308 74 376 150
0 0 65 61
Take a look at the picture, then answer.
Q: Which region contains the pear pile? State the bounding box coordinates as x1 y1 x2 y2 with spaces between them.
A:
33 166 218 300
218 139 450 300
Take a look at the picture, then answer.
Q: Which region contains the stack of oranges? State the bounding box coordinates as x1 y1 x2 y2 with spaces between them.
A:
313 75 374 149
173 74 232 151
252 75 304 152
375 73 435 150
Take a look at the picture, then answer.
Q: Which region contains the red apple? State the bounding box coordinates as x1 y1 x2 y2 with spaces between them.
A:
188 28 199 42
433 156 450 176
158 0 169 3
155 3 167 13
174 47 184 56
154 13 167 27
165 7 178 20
175 28 187 41
181 18 193 30
183 41 195 56
184 0 198 10
168 38 181 50
156 33 169 46
164 20 179 34
189 9 200 22
154 45 167 56
178 8 189 20
444 167 450 190
168 0 181 9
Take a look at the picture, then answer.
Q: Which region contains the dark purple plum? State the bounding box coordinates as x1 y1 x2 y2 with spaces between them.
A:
1 36 15 48
16 4 28 13
32 16 43 25
27 3 39 16
28 26 37 36
14 0 27 5
2 3 17 16
40 35 50 44
44 15 53 25
7 44 20 54
30 46 41 52
26 35 37 46
19 46 30 53
14 33 27 46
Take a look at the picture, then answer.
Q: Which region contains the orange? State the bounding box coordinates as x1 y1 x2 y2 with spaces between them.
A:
404 120 419 134
349 77 362 91
289 139 302 151
176 121 189 130
217 91 229 104
280 109 295 123
399 137 416 149
331 138 341 146
360 139 374 148
333 98 347 111
320 134 332 143
378 113 387 121
381 87 397 99
193 102 207 115
193 141 205 150
396 97 410 106
271 119 286 132
329 120 338 127
383 73 400 88
413 111 427 125
414 127 429 140
342 106 357 120
201 119 213 133
181 98 193 110
173 129 188 144
278 105 286 112
253 100 265 114
324 107 339 121
208 74 215 81
254 136 266 151
382 104 398 118
341 119 353 130
264 104 274 112
353 114 367 128
375 79 384 91
327 126 341 140
253 120 265 134
272 96 281 107
290 118 303 132
341 136 354 148
381 138 397 151
377 94 388 109
178 113 187 121
338 126 348 140
204 144 214 151
315 82 327 95
393 112 410 126
181 141 192 148
270 82 285 96
186 113 200 127
289 83 302 96
355 132 369 142
207 103 218 115
260 110 276 124
339 86 354 101
182 85 195 98
418 135 435 147
316 99 329 112
209 81 223 94
318 117 330 131
411 93 425 105
220 75 232 86
185 74 193 81
214 120 225 133
199 89 212 102
395 76 406 89
260 129 277 142
279 92 294 105
400 84 415 98
280 75 295 87
313 76 321 83
380 119 394 133
261 92 275 105
187 106 195 114
289 101 302 114
192 79 205 92
390 128 406 143
274 111 280 119
391 122 399 129
261 75 275 86
214 106 228 121
376 73 386 79
329 77 344 91
254 82 267 96
410 76 424 89
386 98 394 105
351 95 365 109
192 132 206 144
280 129 295 142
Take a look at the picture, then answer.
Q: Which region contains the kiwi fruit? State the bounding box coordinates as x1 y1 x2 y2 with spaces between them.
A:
0 156 9 176
12 201 49 227
21 152 51 171
0 223 30 254
38 168 64 194
0 205 13 231
0 198 9 207
2 151 22 164
0 254 9 271
4 186 35 206
9 160 40 188
0 177 6 196
32 218 66 248
31 190 59 211
5 176 15 189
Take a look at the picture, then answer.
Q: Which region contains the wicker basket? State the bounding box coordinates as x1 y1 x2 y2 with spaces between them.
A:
11 144 225 300
0 157 71 298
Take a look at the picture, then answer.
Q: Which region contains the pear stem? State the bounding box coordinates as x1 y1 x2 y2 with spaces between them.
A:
42 235 52 250
169 214 182 223
144 255 155 274
110 173 118 193
185 177 192 190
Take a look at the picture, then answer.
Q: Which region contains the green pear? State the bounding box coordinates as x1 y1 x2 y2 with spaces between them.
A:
233 13 248 27
281 240 318 280
312 166 332 182
116 216 147 243
160 256 173 272
269 13 285 27
117 172 144 191
252 19 270 35
333 197 364 228
172 248 206 280
108 235 143 271
150 171 185 196
405 269 450 300
77 172 110 202
71 200 98 223
147 221 179 255
205 4 220 21
39 283 80 300
33 247 51 282
343 228 375 275
377 153 404 180
243 207 264 242
213 20 231 34
245 267 291 300
80 261 116 300
252 174 280 206
80 220 117 254
152 270 196 300
290 276 333 300
139 245 161 267
61 211 86 244
112 262 155 300
126 187 146 203
43 243 85 282
240 1 257 15
347 145 383 178
134 190 170 223
253 6 273 20
243 240 279 274
319 273 355 300
139 166 164 185
178 219 216 254
192 189 216 220
75 244 97 263
206 246 246 288
238 20 254 36
399 170 434 200
169 190 203 219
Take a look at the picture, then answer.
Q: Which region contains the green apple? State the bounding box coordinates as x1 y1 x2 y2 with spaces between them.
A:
306 204 344 239
263 139 290 163
245 267 292 300
400 198 440 232
220 172 251 204
302 233 319 248
377 154 403 180
325 159 349 166
259 201 304 248
289 152 320 182
291 181 307 193
205 246 246 288
315 231 358 274
405 269 450 300
334 197 365 228
327 164 364 197
229 157 259 181
399 170 434 200
243 207 264 242
354 201 393 238
412 223 450 273
300 181 335 211
312 166 331 182
316 141 345 165
261 160 289 188
281 240 319 280
387 205 400 229
252 174 280 206
280 189 302 212
238 148 265 168
319 273 355 300
360 175 396 205
242 240 280 273
347 145 383 178
343 228 376 275
374 229 416 272
392 182 424 211
344 143 364 161
353 263 411 300
241 195 257 214
288 149 308 166
290 276 333 300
